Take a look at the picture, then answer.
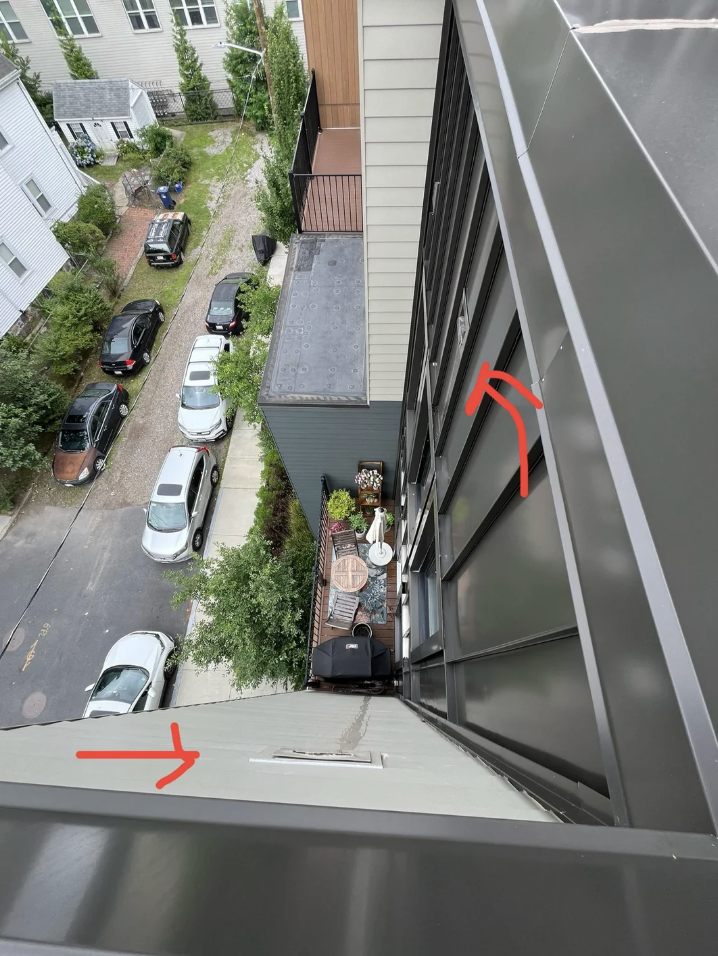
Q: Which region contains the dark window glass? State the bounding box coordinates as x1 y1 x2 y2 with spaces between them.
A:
91 666 148 705
59 429 90 452
181 386 220 410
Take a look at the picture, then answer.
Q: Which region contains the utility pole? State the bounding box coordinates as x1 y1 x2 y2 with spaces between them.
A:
252 0 276 125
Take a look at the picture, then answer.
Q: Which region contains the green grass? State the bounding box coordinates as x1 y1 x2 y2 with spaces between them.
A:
209 224 236 277
93 156 142 185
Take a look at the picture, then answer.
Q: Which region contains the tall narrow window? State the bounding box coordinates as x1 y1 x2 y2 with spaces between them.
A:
0 241 27 278
286 0 302 18
123 0 160 31
24 179 52 216
169 0 218 27
41 0 99 36
422 555 439 640
0 1 27 41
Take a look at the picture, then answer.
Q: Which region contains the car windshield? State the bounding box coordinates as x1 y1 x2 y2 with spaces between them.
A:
102 335 129 356
146 242 169 252
210 301 232 316
147 501 187 532
59 429 90 452
91 666 148 704
181 385 220 409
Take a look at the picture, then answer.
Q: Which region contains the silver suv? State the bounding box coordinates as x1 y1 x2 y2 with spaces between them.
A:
141 446 219 563
177 334 233 442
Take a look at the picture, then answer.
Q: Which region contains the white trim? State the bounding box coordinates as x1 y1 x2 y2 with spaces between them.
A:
168 0 220 29
22 177 54 218
0 1 28 42
121 0 162 33
40 0 101 37
0 239 28 281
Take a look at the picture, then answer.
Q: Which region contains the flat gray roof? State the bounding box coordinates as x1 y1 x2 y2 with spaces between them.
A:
259 234 366 406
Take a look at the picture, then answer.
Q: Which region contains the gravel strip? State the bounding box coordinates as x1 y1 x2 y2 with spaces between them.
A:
89 133 264 511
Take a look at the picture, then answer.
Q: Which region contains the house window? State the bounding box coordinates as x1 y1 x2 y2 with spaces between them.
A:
123 0 160 31
0 241 27 279
286 0 301 19
0 128 9 152
40 0 99 36
111 121 133 140
24 179 52 216
0 1 28 41
68 122 89 139
169 0 218 27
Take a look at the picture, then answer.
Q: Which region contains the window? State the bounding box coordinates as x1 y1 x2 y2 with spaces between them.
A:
122 0 160 30
0 128 8 152
0 2 27 41
0 241 27 278
41 0 99 37
68 122 88 140
422 556 439 640
111 121 133 140
286 0 301 19
169 0 218 27
24 179 52 216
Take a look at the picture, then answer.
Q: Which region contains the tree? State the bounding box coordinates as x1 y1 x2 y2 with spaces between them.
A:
172 20 218 122
49 13 99 80
167 529 314 690
35 272 112 376
224 0 271 130
254 3 307 241
0 35 53 124
75 184 116 236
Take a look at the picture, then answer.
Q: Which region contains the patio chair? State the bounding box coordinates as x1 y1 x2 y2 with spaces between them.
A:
324 593 359 630
332 529 359 558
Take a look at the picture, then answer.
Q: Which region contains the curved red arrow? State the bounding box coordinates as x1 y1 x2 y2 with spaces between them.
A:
76 722 200 790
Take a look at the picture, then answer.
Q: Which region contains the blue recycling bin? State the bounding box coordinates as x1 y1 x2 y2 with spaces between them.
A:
156 186 175 210
174 181 183 193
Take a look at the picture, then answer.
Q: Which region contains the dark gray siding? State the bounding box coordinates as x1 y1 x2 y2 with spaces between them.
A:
262 401 401 534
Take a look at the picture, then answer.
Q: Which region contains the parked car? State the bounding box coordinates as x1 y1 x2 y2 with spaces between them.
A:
178 335 233 442
143 211 191 268
141 445 219 563
204 272 253 335
52 382 129 485
99 299 164 376
82 631 176 718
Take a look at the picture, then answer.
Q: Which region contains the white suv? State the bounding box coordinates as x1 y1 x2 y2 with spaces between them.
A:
177 335 233 442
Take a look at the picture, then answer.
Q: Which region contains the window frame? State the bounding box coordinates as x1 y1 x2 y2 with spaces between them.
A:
68 122 89 140
285 0 302 20
41 0 100 37
23 177 53 217
169 0 219 29
0 1 28 42
121 0 161 32
111 121 133 140
0 239 28 280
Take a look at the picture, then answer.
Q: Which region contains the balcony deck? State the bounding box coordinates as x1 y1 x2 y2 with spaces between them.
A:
294 128 363 233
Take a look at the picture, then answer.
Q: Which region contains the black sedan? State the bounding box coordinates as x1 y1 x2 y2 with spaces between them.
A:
204 273 253 335
52 382 128 485
99 300 165 376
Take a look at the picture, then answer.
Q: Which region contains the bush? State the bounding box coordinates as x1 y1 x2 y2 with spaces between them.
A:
151 144 192 187
52 220 105 258
173 21 218 123
253 445 293 554
0 333 30 354
327 489 354 521
76 184 116 236
348 512 367 534
36 273 112 376
138 123 174 158
68 132 100 168
116 139 147 161
87 256 123 298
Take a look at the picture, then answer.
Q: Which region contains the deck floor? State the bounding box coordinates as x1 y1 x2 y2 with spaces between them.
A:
312 128 361 174
301 128 363 232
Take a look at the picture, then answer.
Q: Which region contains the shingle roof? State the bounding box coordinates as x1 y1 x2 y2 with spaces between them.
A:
53 79 132 121
0 53 19 84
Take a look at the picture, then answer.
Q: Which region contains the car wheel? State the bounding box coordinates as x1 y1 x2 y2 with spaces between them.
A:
226 414 235 430
94 456 106 474
158 310 165 323
176 252 184 266
164 655 177 677
192 528 204 552
210 465 220 486
142 350 151 365
119 403 129 417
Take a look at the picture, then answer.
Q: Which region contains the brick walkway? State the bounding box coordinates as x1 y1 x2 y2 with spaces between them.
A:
104 206 155 279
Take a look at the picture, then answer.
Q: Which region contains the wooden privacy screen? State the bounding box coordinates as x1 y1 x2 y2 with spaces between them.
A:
303 0 360 128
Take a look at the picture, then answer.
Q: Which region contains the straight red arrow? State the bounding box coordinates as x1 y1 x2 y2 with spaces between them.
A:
76 722 200 790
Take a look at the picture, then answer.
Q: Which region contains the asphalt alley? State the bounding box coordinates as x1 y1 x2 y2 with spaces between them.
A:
0 505 188 727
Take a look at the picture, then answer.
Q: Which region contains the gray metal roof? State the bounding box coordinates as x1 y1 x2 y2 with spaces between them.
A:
53 79 132 121
0 53 18 84
260 234 367 405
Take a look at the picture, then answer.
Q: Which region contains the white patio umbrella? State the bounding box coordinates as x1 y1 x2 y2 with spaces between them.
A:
367 507 393 566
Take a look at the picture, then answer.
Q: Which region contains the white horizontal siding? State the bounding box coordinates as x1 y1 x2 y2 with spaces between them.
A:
365 141 429 166
364 58 438 90
368 284 414 300
367 225 420 245
363 24 441 60
366 166 426 188
365 187 425 207
367 241 418 259
367 270 415 285
362 0 445 26
366 206 422 225
364 88 435 117
367 258 416 273
365 115 432 142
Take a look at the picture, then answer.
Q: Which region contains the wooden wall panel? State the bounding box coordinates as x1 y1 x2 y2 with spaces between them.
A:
304 0 360 127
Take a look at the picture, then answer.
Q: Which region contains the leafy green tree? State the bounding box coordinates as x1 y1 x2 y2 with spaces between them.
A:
138 123 174 157
167 529 314 690
0 35 53 124
255 3 306 240
49 12 98 80
75 184 116 236
223 0 270 130
36 272 112 376
172 20 218 122
0 407 43 472
52 220 105 258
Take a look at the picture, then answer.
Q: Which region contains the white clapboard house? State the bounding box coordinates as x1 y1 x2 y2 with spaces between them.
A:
0 53 89 338
53 79 157 150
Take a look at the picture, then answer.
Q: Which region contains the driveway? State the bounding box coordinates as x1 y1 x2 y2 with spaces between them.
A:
0 133 263 727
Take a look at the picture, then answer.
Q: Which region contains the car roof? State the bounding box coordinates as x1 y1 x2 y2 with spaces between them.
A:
211 281 238 302
105 313 137 337
146 212 187 241
121 299 158 315
64 384 113 423
183 336 224 384
153 447 202 498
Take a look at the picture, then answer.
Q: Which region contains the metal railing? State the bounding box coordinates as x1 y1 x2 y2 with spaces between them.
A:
303 475 330 687
145 87 239 123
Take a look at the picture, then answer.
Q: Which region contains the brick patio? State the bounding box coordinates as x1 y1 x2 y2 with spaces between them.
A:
104 206 156 279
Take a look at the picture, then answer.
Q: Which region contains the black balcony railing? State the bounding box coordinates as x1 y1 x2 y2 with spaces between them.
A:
289 71 362 234
303 475 330 688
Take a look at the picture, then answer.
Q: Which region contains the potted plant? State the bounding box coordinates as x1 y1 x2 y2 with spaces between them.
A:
385 511 395 529
348 511 368 540
355 469 383 494
328 489 355 524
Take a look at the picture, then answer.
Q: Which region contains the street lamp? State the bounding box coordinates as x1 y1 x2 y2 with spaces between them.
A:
213 40 263 59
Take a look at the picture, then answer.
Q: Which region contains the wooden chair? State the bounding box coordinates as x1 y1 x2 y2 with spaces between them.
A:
325 593 359 630
332 529 359 558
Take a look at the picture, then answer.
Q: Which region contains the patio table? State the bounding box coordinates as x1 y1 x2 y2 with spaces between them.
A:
332 555 369 593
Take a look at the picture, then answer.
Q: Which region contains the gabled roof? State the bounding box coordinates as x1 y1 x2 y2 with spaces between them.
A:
53 79 132 121
0 53 19 87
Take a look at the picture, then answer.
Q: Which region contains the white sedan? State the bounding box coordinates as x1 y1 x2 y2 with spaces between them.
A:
82 631 176 718
177 334 233 442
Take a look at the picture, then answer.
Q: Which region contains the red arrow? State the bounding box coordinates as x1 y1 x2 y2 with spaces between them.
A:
76 722 200 790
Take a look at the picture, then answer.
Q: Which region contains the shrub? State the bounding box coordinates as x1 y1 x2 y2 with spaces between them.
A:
52 220 105 258
68 132 100 168
0 333 30 354
116 139 147 161
87 256 123 298
173 20 218 123
76 184 116 236
57 31 98 79
0 407 43 472
150 144 192 187
253 446 293 555
327 489 354 521
36 273 112 376
287 498 314 551
385 511 395 528
348 512 367 534
138 123 174 158
224 0 271 130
